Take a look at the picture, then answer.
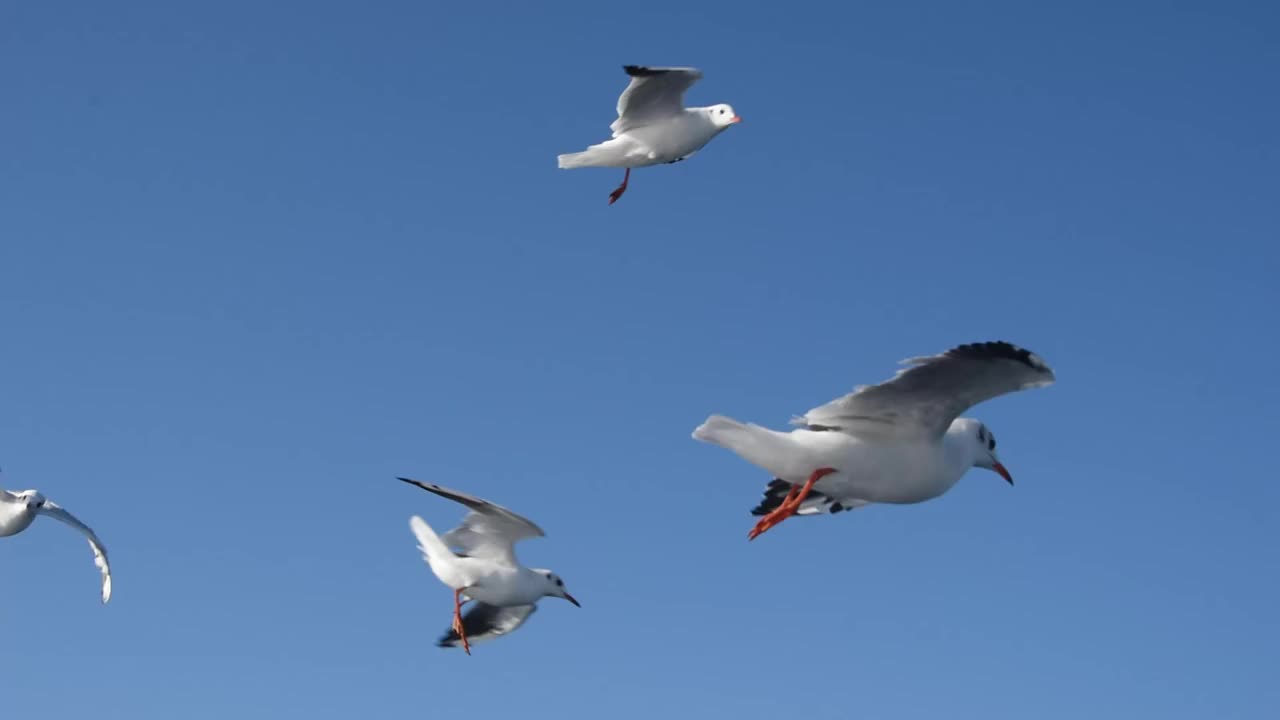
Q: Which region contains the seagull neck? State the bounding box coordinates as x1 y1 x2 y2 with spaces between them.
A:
942 420 983 474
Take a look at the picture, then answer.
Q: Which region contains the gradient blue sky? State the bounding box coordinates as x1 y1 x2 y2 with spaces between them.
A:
2 1 1277 718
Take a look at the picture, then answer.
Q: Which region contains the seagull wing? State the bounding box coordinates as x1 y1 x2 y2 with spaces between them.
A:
436 603 537 648
611 65 702 135
37 500 112 604
398 478 544 567
794 342 1056 441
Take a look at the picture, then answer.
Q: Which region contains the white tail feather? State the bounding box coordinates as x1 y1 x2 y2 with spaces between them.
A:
692 414 802 477
409 515 452 564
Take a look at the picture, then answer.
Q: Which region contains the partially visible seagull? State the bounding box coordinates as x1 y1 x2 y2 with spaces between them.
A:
692 341 1056 540
399 478 580 655
558 65 741 204
1 486 112 603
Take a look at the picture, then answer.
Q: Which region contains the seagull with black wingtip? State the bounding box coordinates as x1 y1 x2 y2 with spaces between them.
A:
692 342 1056 540
558 65 741 204
399 478 580 655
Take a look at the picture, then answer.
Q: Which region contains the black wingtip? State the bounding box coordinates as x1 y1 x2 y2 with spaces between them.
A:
623 65 661 77
948 341 1049 372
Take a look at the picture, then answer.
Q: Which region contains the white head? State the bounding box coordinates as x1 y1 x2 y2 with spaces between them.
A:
704 103 742 129
953 419 1014 485
16 490 47 511
534 569 581 607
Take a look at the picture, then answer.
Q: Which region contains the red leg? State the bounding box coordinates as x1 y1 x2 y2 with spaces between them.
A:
608 168 631 205
747 467 837 541
452 587 471 655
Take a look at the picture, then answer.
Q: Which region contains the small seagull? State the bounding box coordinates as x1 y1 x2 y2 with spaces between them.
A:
1 486 112 603
692 342 1056 540
399 478 580 655
558 65 741 204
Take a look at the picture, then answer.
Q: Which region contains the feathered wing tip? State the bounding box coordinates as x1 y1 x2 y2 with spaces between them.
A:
750 479 867 517
437 603 538 649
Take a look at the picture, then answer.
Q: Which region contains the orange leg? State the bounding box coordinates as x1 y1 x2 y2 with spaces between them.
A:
608 168 631 205
452 587 472 655
747 467 837 541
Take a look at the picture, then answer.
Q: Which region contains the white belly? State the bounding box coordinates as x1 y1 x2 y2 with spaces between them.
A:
786 432 965 504
0 506 36 537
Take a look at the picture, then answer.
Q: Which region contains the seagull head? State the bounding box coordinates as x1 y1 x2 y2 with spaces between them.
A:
537 570 581 608
706 103 742 129
19 490 47 511
970 422 1014 485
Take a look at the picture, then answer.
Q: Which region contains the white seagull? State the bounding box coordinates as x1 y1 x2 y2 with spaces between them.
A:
399 478 579 655
692 341 1056 540
558 65 741 205
1 487 112 603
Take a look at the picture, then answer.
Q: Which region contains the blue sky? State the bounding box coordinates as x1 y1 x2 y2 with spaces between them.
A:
1 1 1276 717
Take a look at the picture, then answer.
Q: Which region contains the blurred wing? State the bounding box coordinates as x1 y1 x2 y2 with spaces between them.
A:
398 478 544 566
795 342 1056 440
37 501 112 604
611 65 702 135
436 603 537 648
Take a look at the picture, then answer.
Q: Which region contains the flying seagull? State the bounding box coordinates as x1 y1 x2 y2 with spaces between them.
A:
558 65 740 204
692 341 1056 540
1 487 112 603
399 478 579 654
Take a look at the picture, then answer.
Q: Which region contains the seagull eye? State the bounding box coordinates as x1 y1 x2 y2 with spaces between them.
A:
555 579 563 586
988 437 996 451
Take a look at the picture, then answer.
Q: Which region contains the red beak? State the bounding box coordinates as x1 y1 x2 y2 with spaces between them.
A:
729 115 742 124
993 462 1014 486
563 593 581 608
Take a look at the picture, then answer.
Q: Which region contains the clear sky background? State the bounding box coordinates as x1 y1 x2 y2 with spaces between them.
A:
2 1 1277 718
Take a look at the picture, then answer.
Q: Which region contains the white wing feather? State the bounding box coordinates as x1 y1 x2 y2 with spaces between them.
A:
37 501 112 604
611 66 702 136
399 479 543 567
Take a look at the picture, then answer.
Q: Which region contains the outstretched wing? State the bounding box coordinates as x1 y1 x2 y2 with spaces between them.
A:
795 342 1056 441
611 65 702 135
37 501 112 604
398 478 544 566
437 603 537 649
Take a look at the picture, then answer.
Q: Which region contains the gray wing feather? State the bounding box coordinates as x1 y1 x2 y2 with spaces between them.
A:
398 478 544 565
795 342 1055 440
611 65 702 135
437 603 537 648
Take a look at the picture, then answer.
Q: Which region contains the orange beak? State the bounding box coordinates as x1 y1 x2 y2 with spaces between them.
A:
993 462 1014 486
729 115 742 124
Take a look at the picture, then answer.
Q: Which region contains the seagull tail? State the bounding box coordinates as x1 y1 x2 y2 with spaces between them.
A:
692 415 800 477
409 515 453 565
557 138 633 169
557 151 592 169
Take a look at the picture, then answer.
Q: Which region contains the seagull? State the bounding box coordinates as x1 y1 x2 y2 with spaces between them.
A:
399 478 580 655
692 341 1056 540
1 487 112 603
557 65 741 204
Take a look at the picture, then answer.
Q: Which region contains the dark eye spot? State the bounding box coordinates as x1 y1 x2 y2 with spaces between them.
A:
556 579 563 586
988 436 996 451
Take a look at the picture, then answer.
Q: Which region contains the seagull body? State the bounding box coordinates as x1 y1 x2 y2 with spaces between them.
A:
399 478 579 654
0 487 112 603
692 342 1056 539
558 65 740 204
